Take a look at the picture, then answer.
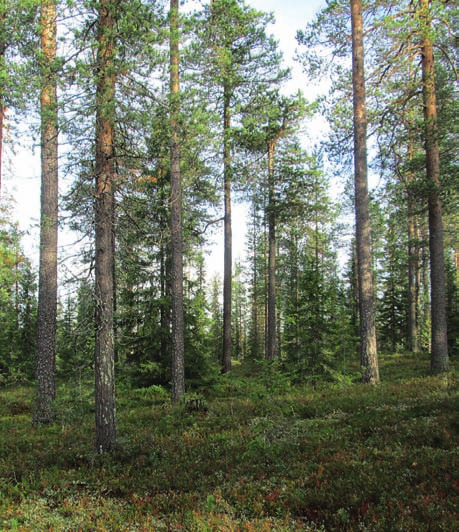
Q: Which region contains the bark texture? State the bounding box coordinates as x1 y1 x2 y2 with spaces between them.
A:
34 0 58 425
94 0 117 452
170 0 185 402
350 0 379 383
419 0 448 372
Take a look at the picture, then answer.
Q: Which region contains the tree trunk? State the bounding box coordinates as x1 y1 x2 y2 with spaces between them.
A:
350 0 379 383
222 81 232 373
0 4 5 196
419 0 448 372
94 0 117 452
170 0 185 402
251 212 259 358
160 241 171 364
406 63 420 354
34 0 58 425
407 150 420 353
266 141 276 361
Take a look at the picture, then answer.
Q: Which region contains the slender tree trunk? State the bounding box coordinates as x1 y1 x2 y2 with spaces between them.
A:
263 218 268 356
419 0 448 372
419 221 431 349
350 0 379 383
160 241 171 363
266 141 276 361
251 213 259 359
170 0 185 402
222 81 232 373
406 64 420 354
407 146 420 353
34 0 58 425
94 0 117 452
0 3 5 196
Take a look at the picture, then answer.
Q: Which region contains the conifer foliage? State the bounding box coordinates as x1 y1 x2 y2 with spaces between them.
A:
0 0 456 453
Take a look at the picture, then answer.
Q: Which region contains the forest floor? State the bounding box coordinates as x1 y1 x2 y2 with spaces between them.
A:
1 352 458 531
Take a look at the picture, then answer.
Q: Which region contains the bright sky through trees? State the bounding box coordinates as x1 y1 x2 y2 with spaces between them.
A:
6 0 326 273
207 0 326 273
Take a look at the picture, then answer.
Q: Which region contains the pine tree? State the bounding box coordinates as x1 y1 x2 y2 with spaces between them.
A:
169 0 185 403
94 0 118 452
350 0 379 383
418 0 448 372
194 0 286 372
34 0 59 425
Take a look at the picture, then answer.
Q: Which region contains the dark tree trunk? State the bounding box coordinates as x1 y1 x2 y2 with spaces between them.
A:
170 0 185 402
350 0 379 383
420 0 448 372
34 0 58 426
266 141 276 361
94 0 117 452
222 82 232 373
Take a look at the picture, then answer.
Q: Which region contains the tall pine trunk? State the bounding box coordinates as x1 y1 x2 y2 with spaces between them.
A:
170 0 185 402
34 0 58 425
94 0 117 452
266 141 276 361
419 0 448 372
350 0 379 383
222 82 232 373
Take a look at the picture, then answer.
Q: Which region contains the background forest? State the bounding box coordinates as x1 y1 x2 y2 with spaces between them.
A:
0 1 458 530
0 0 458 432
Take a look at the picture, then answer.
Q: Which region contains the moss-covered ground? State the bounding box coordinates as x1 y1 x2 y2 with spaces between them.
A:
1 353 458 531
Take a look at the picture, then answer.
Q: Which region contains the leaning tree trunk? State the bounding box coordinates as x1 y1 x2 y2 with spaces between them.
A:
419 0 448 372
94 0 118 452
170 0 185 402
350 0 379 383
34 0 58 426
222 81 232 373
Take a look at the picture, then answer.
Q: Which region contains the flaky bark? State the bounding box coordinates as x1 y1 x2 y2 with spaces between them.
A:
419 0 448 372
94 0 117 452
350 0 379 383
34 0 58 425
170 0 185 402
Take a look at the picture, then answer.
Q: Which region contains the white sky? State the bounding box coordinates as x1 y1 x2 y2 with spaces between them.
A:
4 0 327 278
